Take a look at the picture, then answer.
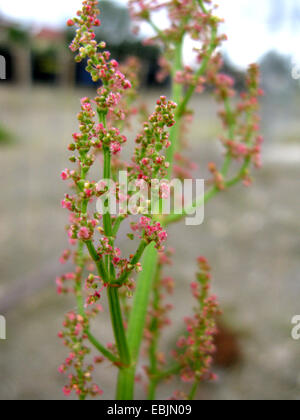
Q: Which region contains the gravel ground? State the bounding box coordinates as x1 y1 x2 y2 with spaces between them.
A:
0 85 299 400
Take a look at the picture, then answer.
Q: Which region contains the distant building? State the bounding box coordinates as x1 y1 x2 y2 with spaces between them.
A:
0 17 31 85
0 1 163 89
32 27 74 85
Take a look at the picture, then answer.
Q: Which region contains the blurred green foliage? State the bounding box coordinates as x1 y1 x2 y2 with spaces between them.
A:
7 26 29 45
0 123 13 145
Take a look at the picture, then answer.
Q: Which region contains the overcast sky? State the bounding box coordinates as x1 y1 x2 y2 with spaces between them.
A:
0 0 299 68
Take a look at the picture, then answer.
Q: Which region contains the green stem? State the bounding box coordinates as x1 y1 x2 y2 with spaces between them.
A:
166 40 184 179
116 366 136 400
226 157 251 187
221 98 235 176
146 363 182 400
83 242 125 365
116 242 158 400
165 185 218 225
75 247 86 318
128 243 158 363
74 241 87 400
117 239 147 285
100 111 113 246
84 109 131 377
147 18 168 43
198 0 208 14
112 215 125 237
107 287 131 367
86 237 131 371
103 147 113 241
85 240 107 280
148 379 158 401
85 330 120 365
102 111 130 365
153 364 181 382
176 26 217 119
188 381 199 400
103 141 130 369
147 266 161 400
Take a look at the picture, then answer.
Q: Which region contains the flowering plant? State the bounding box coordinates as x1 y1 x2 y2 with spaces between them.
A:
58 0 263 400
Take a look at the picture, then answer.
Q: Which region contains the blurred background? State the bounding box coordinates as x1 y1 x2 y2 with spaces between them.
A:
0 0 300 400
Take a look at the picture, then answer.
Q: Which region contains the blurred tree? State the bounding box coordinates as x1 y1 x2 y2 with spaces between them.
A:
96 0 133 45
6 26 29 45
260 50 292 94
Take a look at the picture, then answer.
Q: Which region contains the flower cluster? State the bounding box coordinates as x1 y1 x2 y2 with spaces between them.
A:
66 92 127 163
130 0 222 44
203 61 264 189
117 57 142 129
68 1 100 52
96 236 142 283
61 208 100 243
129 96 176 183
131 216 168 250
68 0 132 129
130 0 225 85
57 245 106 399
56 271 75 295
58 311 103 399
173 257 220 384
129 0 161 21
208 162 225 191
95 124 127 154
218 64 264 181
85 274 106 306
174 67 206 93
130 0 263 190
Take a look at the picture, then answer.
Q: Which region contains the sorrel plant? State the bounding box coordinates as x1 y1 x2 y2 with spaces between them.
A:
58 0 263 400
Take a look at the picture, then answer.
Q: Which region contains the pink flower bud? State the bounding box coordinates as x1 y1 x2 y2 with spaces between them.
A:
60 170 69 181
63 386 71 397
110 59 119 68
78 227 90 240
110 142 121 154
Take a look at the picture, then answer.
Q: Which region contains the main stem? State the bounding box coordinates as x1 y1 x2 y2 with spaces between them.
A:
147 265 161 400
116 243 158 400
166 40 184 178
99 112 131 369
107 287 130 367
